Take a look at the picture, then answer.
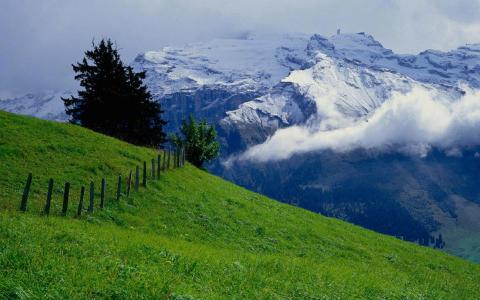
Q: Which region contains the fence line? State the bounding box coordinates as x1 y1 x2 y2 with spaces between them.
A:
18 148 186 217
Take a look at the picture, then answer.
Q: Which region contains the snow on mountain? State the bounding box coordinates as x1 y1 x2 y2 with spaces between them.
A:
0 33 310 125
131 33 310 99
222 50 419 133
321 33 480 88
222 32 480 161
0 91 70 122
226 32 479 129
4 32 480 255
3 31 480 158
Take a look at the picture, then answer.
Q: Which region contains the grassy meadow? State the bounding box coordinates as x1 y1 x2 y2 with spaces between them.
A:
0 110 479 299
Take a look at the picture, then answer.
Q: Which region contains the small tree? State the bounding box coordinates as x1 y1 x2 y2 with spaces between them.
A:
62 39 166 147
171 116 220 168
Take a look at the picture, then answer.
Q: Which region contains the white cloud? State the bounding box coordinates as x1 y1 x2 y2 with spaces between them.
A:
237 87 480 162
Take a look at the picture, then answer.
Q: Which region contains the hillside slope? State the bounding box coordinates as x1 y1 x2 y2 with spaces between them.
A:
0 110 479 299
4 33 480 258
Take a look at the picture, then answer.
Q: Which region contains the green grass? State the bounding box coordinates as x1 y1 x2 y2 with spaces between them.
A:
0 110 479 299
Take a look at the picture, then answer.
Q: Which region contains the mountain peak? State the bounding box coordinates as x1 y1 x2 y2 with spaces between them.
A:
4 31 480 125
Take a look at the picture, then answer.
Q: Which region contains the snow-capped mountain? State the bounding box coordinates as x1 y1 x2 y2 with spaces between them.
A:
4 32 480 140
309 33 480 88
3 32 480 261
221 33 478 155
132 33 309 98
0 91 70 122
130 33 312 135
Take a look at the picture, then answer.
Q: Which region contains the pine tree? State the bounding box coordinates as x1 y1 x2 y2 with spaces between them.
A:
171 115 220 168
62 39 166 147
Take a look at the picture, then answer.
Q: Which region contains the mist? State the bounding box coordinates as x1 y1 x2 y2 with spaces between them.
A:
236 87 480 162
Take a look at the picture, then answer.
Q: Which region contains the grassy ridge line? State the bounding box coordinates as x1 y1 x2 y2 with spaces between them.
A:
0 110 479 298
0 110 164 213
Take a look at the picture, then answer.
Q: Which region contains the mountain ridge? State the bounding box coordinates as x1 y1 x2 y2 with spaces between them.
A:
3 32 480 262
4 31 480 127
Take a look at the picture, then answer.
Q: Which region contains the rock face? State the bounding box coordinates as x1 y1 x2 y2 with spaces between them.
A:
3 32 480 261
131 33 310 135
219 33 475 154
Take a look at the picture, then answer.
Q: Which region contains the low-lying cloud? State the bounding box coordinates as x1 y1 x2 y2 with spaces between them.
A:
236 86 480 162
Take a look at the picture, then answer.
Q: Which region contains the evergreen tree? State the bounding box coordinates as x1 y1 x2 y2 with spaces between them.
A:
171 115 220 168
62 39 166 147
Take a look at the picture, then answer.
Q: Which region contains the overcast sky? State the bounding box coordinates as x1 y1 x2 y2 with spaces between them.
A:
1 0 480 98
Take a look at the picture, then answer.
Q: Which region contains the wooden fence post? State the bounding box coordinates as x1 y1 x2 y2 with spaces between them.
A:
157 154 161 178
135 166 139 191
62 182 70 216
88 181 94 213
116 175 122 201
151 158 155 178
143 161 147 187
77 186 85 217
44 178 54 215
100 178 106 208
127 170 132 196
20 173 32 212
